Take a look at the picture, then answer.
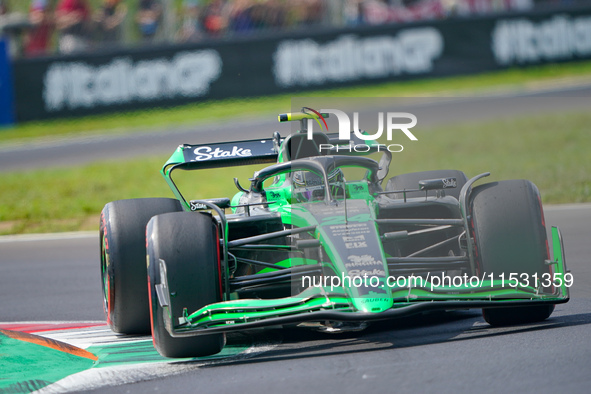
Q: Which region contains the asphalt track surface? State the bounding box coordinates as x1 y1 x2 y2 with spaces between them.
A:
0 205 590 393
0 85 590 392
1 84 591 172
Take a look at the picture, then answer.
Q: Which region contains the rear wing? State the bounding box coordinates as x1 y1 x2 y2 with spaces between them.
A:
161 135 283 208
162 135 282 173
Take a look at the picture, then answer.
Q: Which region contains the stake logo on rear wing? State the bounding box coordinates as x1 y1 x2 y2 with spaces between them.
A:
191 145 253 161
163 135 283 174
185 139 277 163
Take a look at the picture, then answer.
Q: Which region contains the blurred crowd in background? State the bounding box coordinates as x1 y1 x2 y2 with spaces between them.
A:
0 0 585 58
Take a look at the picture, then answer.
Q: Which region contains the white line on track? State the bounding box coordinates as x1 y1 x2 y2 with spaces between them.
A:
40 326 145 349
0 204 589 243
35 334 279 394
0 320 105 325
544 203 591 211
1 320 280 392
0 231 97 243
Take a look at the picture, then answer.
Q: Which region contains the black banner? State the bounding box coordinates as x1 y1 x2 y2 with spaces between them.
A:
12 6 591 122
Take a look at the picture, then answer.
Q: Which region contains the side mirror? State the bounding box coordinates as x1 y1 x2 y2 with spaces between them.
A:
419 177 457 191
189 198 231 211
376 150 392 184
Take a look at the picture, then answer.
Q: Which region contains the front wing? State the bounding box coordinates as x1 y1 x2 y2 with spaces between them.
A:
157 227 569 338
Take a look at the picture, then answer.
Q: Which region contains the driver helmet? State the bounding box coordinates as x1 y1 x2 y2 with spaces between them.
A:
292 168 345 202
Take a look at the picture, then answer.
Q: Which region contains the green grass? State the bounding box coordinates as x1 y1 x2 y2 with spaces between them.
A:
2 60 591 234
3 60 591 144
2 109 589 235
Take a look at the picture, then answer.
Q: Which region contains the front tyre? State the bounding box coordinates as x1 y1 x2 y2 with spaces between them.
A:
100 198 182 334
147 212 225 358
470 180 555 326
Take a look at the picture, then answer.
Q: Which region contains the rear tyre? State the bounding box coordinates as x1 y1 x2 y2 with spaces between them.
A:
147 212 225 358
385 169 468 199
469 180 555 326
100 198 182 334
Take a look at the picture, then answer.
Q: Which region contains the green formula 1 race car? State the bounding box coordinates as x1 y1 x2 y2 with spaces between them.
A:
100 110 569 358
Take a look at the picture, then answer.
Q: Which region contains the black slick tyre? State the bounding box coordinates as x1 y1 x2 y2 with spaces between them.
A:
469 180 554 326
147 212 225 358
100 198 182 334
